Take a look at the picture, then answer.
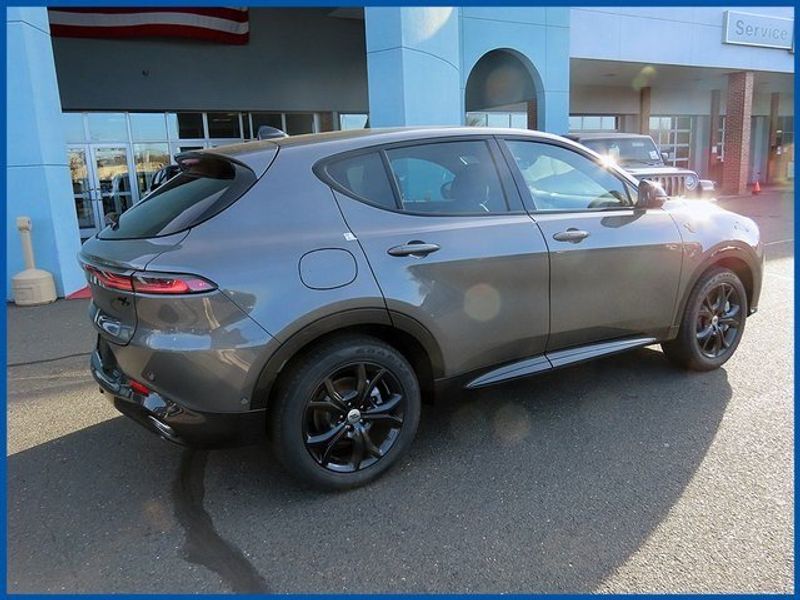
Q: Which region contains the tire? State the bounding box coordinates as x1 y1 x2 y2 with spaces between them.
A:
268 334 421 491
662 267 748 371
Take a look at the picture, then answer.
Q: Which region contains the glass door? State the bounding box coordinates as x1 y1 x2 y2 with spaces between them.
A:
68 146 99 239
68 144 139 239
91 145 137 229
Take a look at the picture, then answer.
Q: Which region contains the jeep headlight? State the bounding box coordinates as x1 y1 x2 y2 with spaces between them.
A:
685 174 698 191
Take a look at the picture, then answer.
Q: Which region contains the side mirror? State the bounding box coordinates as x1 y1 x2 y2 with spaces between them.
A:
637 179 668 209
661 151 671 162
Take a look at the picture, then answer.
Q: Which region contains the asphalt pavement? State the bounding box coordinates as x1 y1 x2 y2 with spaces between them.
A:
6 188 794 593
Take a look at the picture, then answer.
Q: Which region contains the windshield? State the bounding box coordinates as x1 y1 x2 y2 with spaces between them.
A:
582 138 663 167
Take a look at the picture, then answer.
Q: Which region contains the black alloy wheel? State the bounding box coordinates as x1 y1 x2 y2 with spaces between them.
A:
661 267 748 371
269 334 421 490
695 282 743 359
303 362 405 473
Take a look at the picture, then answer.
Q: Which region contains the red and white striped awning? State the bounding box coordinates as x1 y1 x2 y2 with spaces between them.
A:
47 7 249 45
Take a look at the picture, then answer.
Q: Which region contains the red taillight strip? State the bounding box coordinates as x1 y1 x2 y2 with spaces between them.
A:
83 264 216 295
84 265 134 292
132 274 216 294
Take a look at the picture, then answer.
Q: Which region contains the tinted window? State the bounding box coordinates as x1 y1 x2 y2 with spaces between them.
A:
99 156 255 239
386 141 508 214
326 152 397 210
207 112 241 138
580 137 662 168
505 141 632 211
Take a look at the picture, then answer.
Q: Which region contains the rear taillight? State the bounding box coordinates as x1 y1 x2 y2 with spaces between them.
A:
131 273 216 294
83 265 216 295
84 265 134 292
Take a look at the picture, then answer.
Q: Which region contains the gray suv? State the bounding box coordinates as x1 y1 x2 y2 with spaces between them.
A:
81 128 763 490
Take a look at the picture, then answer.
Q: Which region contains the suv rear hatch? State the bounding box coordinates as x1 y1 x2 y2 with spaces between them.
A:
79 148 274 345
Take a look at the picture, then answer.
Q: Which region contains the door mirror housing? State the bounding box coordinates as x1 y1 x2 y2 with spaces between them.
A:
637 179 668 209
661 151 671 163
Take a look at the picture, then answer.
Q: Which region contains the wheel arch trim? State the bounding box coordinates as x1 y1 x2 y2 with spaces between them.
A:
673 243 761 329
250 308 445 409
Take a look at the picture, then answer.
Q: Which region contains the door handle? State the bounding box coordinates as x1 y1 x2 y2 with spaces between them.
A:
552 229 590 243
387 241 441 258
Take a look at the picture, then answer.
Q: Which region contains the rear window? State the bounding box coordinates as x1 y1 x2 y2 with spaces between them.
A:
98 155 256 239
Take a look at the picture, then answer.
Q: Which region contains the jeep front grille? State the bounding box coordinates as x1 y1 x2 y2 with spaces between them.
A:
645 175 685 197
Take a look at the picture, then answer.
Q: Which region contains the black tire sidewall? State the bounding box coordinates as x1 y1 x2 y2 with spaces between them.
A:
270 337 421 490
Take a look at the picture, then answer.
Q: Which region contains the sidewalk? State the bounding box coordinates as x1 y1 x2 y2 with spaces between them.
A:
6 298 94 366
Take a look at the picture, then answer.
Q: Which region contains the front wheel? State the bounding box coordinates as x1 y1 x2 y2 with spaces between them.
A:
269 335 421 491
662 267 748 371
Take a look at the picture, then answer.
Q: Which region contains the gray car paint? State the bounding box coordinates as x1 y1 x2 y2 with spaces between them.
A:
80 127 762 429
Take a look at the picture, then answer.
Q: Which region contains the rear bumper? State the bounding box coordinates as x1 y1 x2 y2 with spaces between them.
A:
90 349 266 448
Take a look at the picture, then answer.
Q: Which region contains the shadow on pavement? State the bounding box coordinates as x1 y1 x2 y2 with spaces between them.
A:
8 347 732 593
206 347 733 592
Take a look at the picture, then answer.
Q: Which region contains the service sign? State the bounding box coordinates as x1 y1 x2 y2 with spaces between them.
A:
723 11 794 50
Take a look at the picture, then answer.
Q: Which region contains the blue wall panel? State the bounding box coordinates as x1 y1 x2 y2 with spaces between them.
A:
366 7 571 133
6 8 83 299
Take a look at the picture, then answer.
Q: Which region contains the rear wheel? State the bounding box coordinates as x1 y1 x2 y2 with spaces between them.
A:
662 267 747 371
269 335 420 490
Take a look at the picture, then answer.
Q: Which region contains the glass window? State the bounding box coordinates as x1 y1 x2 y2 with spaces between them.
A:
87 113 127 142
100 156 256 239
168 112 205 139
601 116 617 130
510 113 528 129
207 112 241 138
649 115 693 167
285 113 314 135
569 115 618 132
466 112 488 127
326 152 397 210
487 113 509 128
130 113 167 142
386 141 508 214
63 113 86 143
133 143 171 196
504 140 631 211
581 116 602 130
339 114 369 130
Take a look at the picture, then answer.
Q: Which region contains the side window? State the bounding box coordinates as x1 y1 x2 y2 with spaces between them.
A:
326 152 397 210
385 141 508 214
504 140 632 211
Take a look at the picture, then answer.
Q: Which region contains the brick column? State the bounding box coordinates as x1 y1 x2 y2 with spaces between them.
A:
318 112 335 132
638 87 651 134
526 100 538 131
722 71 754 195
766 92 780 184
708 89 721 177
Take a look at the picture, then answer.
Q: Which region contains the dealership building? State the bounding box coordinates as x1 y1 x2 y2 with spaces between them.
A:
6 6 795 298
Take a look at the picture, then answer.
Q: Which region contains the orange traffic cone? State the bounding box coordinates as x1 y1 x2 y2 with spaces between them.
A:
752 178 761 195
